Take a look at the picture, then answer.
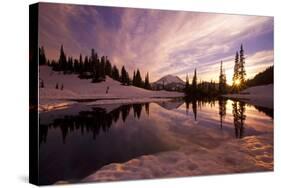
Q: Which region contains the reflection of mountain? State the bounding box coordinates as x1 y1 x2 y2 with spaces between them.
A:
156 100 184 110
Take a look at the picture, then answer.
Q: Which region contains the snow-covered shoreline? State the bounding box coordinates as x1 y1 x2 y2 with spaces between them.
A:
79 132 272 183
39 66 184 112
223 84 273 109
82 133 272 182
39 97 182 112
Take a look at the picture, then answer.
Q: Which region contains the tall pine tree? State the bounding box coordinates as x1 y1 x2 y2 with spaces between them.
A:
135 69 143 88
105 57 112 77
192 69 197 93
112 65 120 81
39 46 47 65
121 66 128 85
219 61 227 94
144 72 151 89
185 74 190 94
232 51 239 92
239 44 246 89
58 45 67 72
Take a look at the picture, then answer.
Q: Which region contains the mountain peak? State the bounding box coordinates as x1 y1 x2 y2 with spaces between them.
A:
154 75 185 85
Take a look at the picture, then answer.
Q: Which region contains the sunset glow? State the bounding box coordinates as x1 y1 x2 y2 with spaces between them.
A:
234 79 241 86
39 3 273 83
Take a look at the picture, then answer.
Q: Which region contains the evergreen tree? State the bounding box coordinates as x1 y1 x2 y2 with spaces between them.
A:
232 51 239 92
99 56 106 80
84 56 89 73
133 71 136 86
126 72 131 85
79 54 83 74
58 45 67 72
135 69 143 88
219 61 227 94
74 59 79 74
112 65 120 81
192 69 197 93
144 72 151 89
105 57 112 77
93 57 101 82
239 44 246 89
39 46 47 65
185 74 190 94
121 66 128 85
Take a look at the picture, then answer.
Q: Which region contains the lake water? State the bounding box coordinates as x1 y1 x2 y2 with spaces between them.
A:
39 98 273 185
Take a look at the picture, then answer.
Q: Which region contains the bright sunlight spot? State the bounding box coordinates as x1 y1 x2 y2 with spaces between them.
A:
234 79 241 86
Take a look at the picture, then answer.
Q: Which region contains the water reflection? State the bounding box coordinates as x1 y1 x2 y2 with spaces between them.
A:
39 98 273 184
232 101 246 138
184 99 197 121
218 98 227 129
40 98 273 145
40 103 149 145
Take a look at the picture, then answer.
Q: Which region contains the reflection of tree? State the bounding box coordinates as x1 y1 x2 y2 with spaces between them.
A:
133 104 142 119
232 101 246 138
121 105 131 122
145 103 150 116
253 105 273 119
185 100 190 115
39 123 48 145
40 103 150 145
192 100 197 121
218 98 227 129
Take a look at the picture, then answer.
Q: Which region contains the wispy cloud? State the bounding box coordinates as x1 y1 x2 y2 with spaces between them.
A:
39 3 273 82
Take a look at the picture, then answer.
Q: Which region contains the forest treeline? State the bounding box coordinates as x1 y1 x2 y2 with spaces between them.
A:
39 45 151 89
246 66 273 87
39 44 273 96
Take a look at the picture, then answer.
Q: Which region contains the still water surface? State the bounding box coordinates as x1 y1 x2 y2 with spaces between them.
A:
39 98 273 184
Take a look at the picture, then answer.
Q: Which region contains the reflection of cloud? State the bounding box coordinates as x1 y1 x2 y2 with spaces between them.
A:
39 3 273 82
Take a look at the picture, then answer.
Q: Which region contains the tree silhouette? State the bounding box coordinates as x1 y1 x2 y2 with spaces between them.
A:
232 51 239 92
144 72 151 89
232 101 246 138
191 69 197 94
218 98 226 129
105 57 112 77
121 66 128 85
239 44 246 89
185 74 190 95
219 61 227 94
40 45 154 86
112 65 120 81
39 46 47 65
58 45 67 73
135 69 143 88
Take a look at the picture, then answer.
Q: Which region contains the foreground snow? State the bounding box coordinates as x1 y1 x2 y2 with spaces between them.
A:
39 66 184 109
223 84 273 109
82 133 272 182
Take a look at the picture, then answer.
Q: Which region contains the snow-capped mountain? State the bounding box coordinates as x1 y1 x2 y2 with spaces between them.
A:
152 75 185 91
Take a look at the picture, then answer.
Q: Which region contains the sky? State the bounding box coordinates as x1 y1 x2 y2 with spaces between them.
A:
39 3 274 84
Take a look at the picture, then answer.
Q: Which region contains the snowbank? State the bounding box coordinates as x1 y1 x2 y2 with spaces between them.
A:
83 133 273 182
39 66 184 102
224 84 273 109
